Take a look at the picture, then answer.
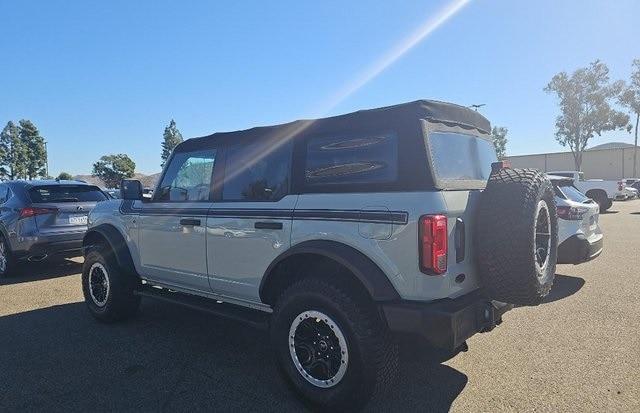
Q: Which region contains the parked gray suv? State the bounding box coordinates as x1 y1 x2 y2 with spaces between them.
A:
0 180 107 277
81 100 559 410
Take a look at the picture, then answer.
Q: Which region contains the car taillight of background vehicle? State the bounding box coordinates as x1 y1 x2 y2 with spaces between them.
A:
618 181 624 191
556 206 587 221
419 215 447 275
19 207 58 219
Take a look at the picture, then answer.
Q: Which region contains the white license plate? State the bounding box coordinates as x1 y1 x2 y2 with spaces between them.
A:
69 215 88 225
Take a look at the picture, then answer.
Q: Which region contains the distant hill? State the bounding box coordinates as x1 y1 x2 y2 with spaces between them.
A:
588 142 635 150
73 172 161 189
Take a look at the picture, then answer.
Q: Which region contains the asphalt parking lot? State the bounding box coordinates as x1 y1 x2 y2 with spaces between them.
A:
1 201 639 412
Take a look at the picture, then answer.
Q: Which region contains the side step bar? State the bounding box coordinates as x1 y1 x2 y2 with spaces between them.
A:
135 285 270 330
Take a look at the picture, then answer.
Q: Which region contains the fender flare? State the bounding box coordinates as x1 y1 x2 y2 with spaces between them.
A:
260 240 400 303
83 224 137 274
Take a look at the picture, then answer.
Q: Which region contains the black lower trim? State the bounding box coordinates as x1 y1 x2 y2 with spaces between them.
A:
382 291 513 350
557 233 603 264
19 240 83 260
120 200 409 225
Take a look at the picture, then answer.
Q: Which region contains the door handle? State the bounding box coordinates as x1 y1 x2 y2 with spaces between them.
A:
254 221 283 230
180 218 201 226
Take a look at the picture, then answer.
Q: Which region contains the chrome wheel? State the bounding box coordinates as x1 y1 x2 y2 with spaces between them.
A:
88 262 110 307
289 310 349 388
534 200 551 276
0 240 7 274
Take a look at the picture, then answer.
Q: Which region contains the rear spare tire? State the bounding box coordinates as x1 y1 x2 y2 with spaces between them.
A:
475 168 558 306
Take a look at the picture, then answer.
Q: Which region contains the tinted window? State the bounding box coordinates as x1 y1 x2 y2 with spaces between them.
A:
157 150 217 201
552 173 574 178
558 184 590 203
223 140 292 201
429 132 497 181
29 185 107 202
305 134 398 186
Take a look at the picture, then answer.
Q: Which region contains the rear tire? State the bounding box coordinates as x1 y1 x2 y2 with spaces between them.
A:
82 246 141 322
475 168 558 306
0 236 17 278
270 277 397 411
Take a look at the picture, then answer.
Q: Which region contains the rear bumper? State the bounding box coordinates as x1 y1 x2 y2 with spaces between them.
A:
382 291 513 350
13 233 84 261
557 233 603 264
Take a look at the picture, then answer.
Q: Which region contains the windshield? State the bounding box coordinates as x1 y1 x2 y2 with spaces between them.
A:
428 131 497 183
557 183 590 203
28 185 107 203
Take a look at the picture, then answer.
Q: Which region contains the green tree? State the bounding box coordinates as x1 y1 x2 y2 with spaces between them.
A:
619 59 640 177
92 154 136 188
18 120 47 179
161 119 183 167
0 121 31 180
57 171 74 180
491 126 508 160
544 60 630 171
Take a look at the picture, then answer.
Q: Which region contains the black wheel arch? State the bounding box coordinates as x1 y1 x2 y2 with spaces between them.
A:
83 224 137 275
260 240 400 305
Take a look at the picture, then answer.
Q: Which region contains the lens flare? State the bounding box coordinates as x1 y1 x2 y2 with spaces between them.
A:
222 0 472 185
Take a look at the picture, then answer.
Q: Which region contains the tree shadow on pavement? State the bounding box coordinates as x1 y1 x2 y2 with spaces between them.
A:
0 299 467 412
542 274 585 304
0 258 82 286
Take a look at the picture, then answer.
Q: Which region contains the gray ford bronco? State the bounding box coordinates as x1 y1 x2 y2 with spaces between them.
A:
82 100 558 410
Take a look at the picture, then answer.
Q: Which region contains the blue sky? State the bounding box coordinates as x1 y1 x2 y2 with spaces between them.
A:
1 0 639 176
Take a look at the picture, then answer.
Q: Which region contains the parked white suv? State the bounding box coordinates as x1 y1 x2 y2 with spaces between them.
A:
548 175 603 264
81 100 559 410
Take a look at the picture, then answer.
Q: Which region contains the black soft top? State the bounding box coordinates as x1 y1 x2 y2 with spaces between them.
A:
177 99 491 152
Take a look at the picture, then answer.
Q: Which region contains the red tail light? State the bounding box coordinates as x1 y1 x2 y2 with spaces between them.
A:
556 206 586 221
19 207 58 219
419 215 448 275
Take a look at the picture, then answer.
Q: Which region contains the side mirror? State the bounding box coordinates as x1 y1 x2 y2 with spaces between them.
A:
121 179 143 200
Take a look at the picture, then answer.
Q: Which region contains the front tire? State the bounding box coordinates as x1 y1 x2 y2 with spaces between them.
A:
82 247 141 322
270 277 397 411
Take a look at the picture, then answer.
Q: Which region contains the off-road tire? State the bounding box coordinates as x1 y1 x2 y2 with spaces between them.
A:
82 246 141 322
475 168 558 306
602 198 613 212
270 277 398 411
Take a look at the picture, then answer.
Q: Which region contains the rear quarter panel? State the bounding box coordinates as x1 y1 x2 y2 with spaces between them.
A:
292 191 479 302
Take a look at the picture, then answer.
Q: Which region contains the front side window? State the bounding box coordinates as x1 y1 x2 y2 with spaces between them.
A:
222 140 292 201
428 131 497 182
304 133 398 186
156 149 217 202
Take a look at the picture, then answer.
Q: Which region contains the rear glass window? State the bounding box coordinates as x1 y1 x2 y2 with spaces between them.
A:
304 134 398 186
558 184 590 203
428 132 497 182
29 185 107 203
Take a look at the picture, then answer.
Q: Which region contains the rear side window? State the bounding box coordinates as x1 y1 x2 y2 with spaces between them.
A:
222 140 292 201
428 132 496 182
304 134 398 186
156 149 217 202
28 185 107 203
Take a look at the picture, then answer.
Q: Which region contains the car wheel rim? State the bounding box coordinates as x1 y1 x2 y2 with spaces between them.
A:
0 241 6 274
88 263 110 307
288 310 349 388
534 200 551 276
